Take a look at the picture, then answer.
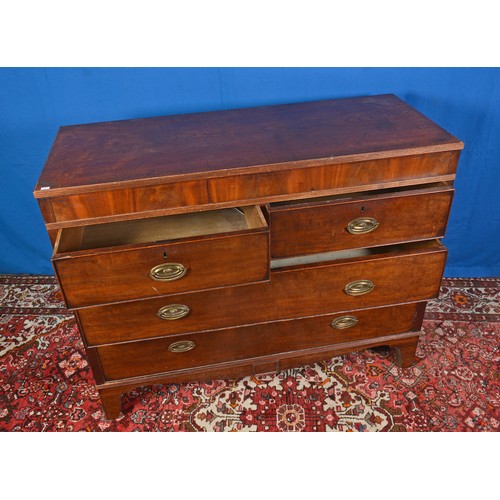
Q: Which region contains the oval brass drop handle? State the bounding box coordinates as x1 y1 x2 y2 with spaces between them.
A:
150 263 187 282
344 279 375 296
157 304 190 320
347 217 379 234
331 315 358 330
168 340 196 353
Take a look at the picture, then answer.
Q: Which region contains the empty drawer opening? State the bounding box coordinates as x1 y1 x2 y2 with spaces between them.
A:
271 240 443 269
55 206 267 253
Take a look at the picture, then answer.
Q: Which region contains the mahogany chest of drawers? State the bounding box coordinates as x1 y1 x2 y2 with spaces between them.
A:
34 94 463 419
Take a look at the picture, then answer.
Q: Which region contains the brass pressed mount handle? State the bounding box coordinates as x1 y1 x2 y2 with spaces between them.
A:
168 340 196 353
331 315 358 330
150 263 187 282
347 217 379 234
344 279 375 296
157 304 190 320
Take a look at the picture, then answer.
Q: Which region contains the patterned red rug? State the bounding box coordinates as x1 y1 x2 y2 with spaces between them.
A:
0 275 498 431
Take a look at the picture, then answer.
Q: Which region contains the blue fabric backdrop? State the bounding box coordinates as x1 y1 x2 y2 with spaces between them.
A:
0 68 499 277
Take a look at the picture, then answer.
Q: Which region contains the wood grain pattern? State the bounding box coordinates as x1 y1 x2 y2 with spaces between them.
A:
78 241 447 346
54 231 270 308
96 302 420 381
53 206 269 308
37 198 56 224
207 152 456 203
42 174 457 230
48 179 208 223
268 183 454 258
96 331 422 419
32 95 463 419
34 95 463 198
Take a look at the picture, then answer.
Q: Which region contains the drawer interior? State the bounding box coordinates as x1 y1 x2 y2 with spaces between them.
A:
269 181 453 209
271 239 443 269
55 206 267 253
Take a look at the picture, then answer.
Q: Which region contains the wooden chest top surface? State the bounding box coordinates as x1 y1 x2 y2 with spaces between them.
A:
34 94 463 197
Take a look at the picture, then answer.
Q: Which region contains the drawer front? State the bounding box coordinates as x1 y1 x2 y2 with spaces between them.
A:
79 242 446 345
269 185 454 258
54 231 269 308
46 179 209 224
96 302 420 381
207 152 456 203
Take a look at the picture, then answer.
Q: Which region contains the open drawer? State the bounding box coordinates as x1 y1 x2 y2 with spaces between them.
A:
266 182 454 258
53 206 269 308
